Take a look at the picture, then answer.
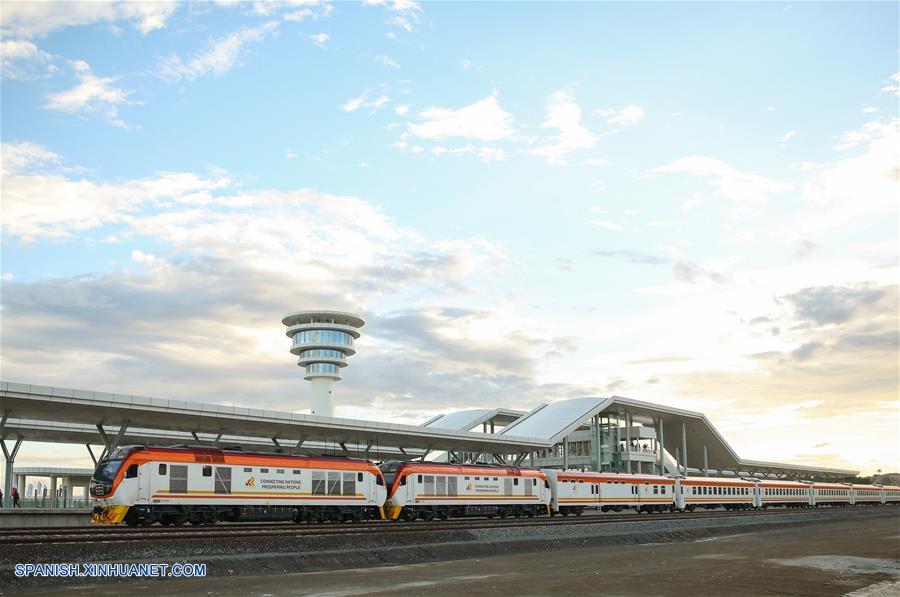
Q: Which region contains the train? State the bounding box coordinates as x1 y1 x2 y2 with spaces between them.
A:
89 445 900 526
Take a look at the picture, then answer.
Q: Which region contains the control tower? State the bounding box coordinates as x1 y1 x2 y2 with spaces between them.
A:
282 310 365 417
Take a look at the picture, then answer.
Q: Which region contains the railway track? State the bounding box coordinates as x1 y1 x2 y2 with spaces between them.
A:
3 505 896 546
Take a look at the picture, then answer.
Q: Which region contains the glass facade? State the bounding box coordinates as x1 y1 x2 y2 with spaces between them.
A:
292 330 353 347
298 349 345 360
306 363 340 375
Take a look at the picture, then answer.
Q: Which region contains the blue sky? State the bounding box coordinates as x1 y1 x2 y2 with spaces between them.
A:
1 1 898 476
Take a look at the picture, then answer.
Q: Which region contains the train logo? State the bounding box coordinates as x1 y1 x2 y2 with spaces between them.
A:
245 477 255 487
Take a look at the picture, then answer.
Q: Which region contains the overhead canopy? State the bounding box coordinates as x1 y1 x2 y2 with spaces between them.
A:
422 408 526 431
0 381 551 455
2 418 420 459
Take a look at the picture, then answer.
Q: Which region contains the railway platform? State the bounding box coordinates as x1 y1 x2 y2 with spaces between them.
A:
0 508 92 528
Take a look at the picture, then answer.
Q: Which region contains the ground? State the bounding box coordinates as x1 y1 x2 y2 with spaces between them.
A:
18 513 900 596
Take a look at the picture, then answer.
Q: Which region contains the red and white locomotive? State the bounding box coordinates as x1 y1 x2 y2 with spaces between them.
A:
90 445 386 525
380 461 551 520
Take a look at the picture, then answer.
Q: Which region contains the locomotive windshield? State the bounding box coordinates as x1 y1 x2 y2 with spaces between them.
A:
92 446 139 482
93 459 123 482
379 461 403 488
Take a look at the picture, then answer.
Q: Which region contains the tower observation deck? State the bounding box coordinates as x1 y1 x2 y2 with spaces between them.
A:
282 310 365 417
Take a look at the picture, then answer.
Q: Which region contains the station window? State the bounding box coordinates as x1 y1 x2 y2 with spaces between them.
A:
158 464 167 476
244 467 252 473
202 466 212 477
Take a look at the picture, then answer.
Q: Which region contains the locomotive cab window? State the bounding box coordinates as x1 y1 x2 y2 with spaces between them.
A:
125 464 138 479
158 464 167 476
202 465 212 477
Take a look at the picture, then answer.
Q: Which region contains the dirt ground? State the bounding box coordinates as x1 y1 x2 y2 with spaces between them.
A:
19 513 900 596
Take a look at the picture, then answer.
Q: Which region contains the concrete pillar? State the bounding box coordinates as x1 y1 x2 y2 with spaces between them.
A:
703 444 709 477
659 420 665 474
1 436 23 508
563 437 569 470
681 421 688 476
50 476 58 508
625 411 633 474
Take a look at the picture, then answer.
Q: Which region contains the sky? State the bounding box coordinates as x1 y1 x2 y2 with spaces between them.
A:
1 1 898 480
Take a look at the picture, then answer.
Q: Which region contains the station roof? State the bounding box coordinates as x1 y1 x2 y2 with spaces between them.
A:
421 408 526 431
0 381 550 454
2 417 419 459
502 395 858 478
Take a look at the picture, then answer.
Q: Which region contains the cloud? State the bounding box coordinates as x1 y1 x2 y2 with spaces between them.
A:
407 95 515 141
309 32 329 47
594 250 668 266
363 0 422 32
431 145 506 162
782 285 887 326
2 142 231 241
880 72 900 96
342 90 369 112
158 22 279 82
833 118 896 151
781 130 796 143
527 90 596 165
1 1 177 38
790 341 822 361
377 55 399 68
797 118 898 232
589 220 622 231
654 156 791 203
592 180 606 192
584 158 608 166
394 104 410 115
595 105 645 126
341 90 393 114
0 39 56 80
43 60 134 128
